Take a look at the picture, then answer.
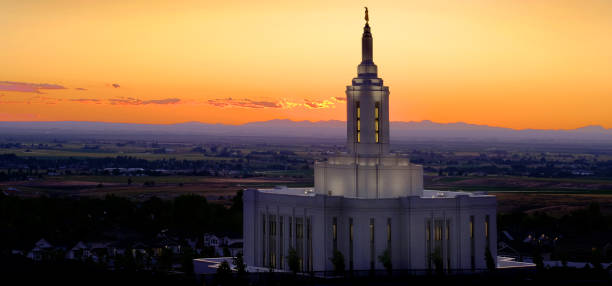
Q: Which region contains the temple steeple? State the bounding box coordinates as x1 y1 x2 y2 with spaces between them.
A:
346 8 390 155
357 8 378 77
362 20 373 63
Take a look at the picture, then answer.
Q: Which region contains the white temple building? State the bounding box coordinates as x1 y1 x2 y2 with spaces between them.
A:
243 11 497 273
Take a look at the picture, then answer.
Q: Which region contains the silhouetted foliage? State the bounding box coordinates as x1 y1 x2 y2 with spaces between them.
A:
533 249 544 272
485 247 495 272
233 252 247 285
377 248 392 275
330 250 345 275
287 247 299 274
181 246 195 275
431 247 444 276
214 260 233 286
0 193 242 253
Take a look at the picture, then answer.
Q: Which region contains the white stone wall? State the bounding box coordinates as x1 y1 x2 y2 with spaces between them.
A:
243 189 497 273
314 155 424 198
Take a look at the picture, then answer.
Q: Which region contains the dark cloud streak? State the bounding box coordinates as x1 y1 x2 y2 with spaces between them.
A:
108 97 180 105
207 98 282 109
0 81 66 93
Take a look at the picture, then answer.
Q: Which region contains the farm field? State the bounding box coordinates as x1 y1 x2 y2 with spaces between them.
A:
2 138 612 216
3 173 612 216
0 176 308 201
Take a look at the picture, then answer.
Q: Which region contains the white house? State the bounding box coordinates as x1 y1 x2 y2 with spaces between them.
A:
65 241 111 262
65 241 91 260
242 11 497 274
26 238 55 261
204 234 221 248
203 233 243 257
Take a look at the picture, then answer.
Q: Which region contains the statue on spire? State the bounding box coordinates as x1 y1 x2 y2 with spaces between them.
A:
364 7 369 23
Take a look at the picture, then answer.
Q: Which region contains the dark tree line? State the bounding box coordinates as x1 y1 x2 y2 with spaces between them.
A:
0 152 311 181
0 191 243 252
498 203 612 262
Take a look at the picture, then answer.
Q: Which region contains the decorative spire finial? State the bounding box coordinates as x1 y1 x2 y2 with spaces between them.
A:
364 7 369 23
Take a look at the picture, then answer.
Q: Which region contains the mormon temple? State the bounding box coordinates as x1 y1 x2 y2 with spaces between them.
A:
243 10 497 273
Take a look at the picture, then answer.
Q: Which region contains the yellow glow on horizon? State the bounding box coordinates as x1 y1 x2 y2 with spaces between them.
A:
1 0 611 129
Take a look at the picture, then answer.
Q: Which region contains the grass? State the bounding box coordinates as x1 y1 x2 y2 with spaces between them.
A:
45 175 208 184
0 148 234 161
0 175 312 200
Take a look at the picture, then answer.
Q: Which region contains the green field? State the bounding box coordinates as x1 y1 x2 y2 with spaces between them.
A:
0 148 235 161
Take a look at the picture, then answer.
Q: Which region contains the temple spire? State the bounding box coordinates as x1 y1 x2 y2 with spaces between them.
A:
361 8 373 65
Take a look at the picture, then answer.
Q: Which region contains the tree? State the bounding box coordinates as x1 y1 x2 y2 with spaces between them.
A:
533 249 544 272
158 248 174 273
181 246 195 275
233 252 248 285
591 247 603 271
202 246 217 257
233 252 247 274
485 247 495 272
134 250 145 271
287 247 300 274
330 250 345 275
115 250 136 272
377 249 392 275
431 247 444 275
222 246 231 257
215 260 233 286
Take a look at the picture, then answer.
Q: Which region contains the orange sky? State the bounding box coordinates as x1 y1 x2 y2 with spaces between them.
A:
1 0 611 129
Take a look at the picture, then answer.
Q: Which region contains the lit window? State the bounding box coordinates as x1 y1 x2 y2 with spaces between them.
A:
374 102 380 143
333 224 337 241
356 101 361 143
446 221 450 240
387 219 391 242
332 217 338 252
470 217 474 239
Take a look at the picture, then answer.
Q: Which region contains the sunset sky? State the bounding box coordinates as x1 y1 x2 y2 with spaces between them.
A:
1 0 611 129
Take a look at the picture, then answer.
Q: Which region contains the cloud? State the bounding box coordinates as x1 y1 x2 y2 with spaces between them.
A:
302 98 335 109
108 97 180 105
143 98 181 104
0 81 66 93
207 97 341 110
75 88 88 91
112 83 120 88
0 112 39 120
207 98 282 109
70 98 100 104
332 96 346 102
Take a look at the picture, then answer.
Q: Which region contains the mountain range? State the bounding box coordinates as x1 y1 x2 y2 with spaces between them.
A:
0 120 611 143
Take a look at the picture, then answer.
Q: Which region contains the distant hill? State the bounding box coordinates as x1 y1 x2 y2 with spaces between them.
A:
0 120 611 143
